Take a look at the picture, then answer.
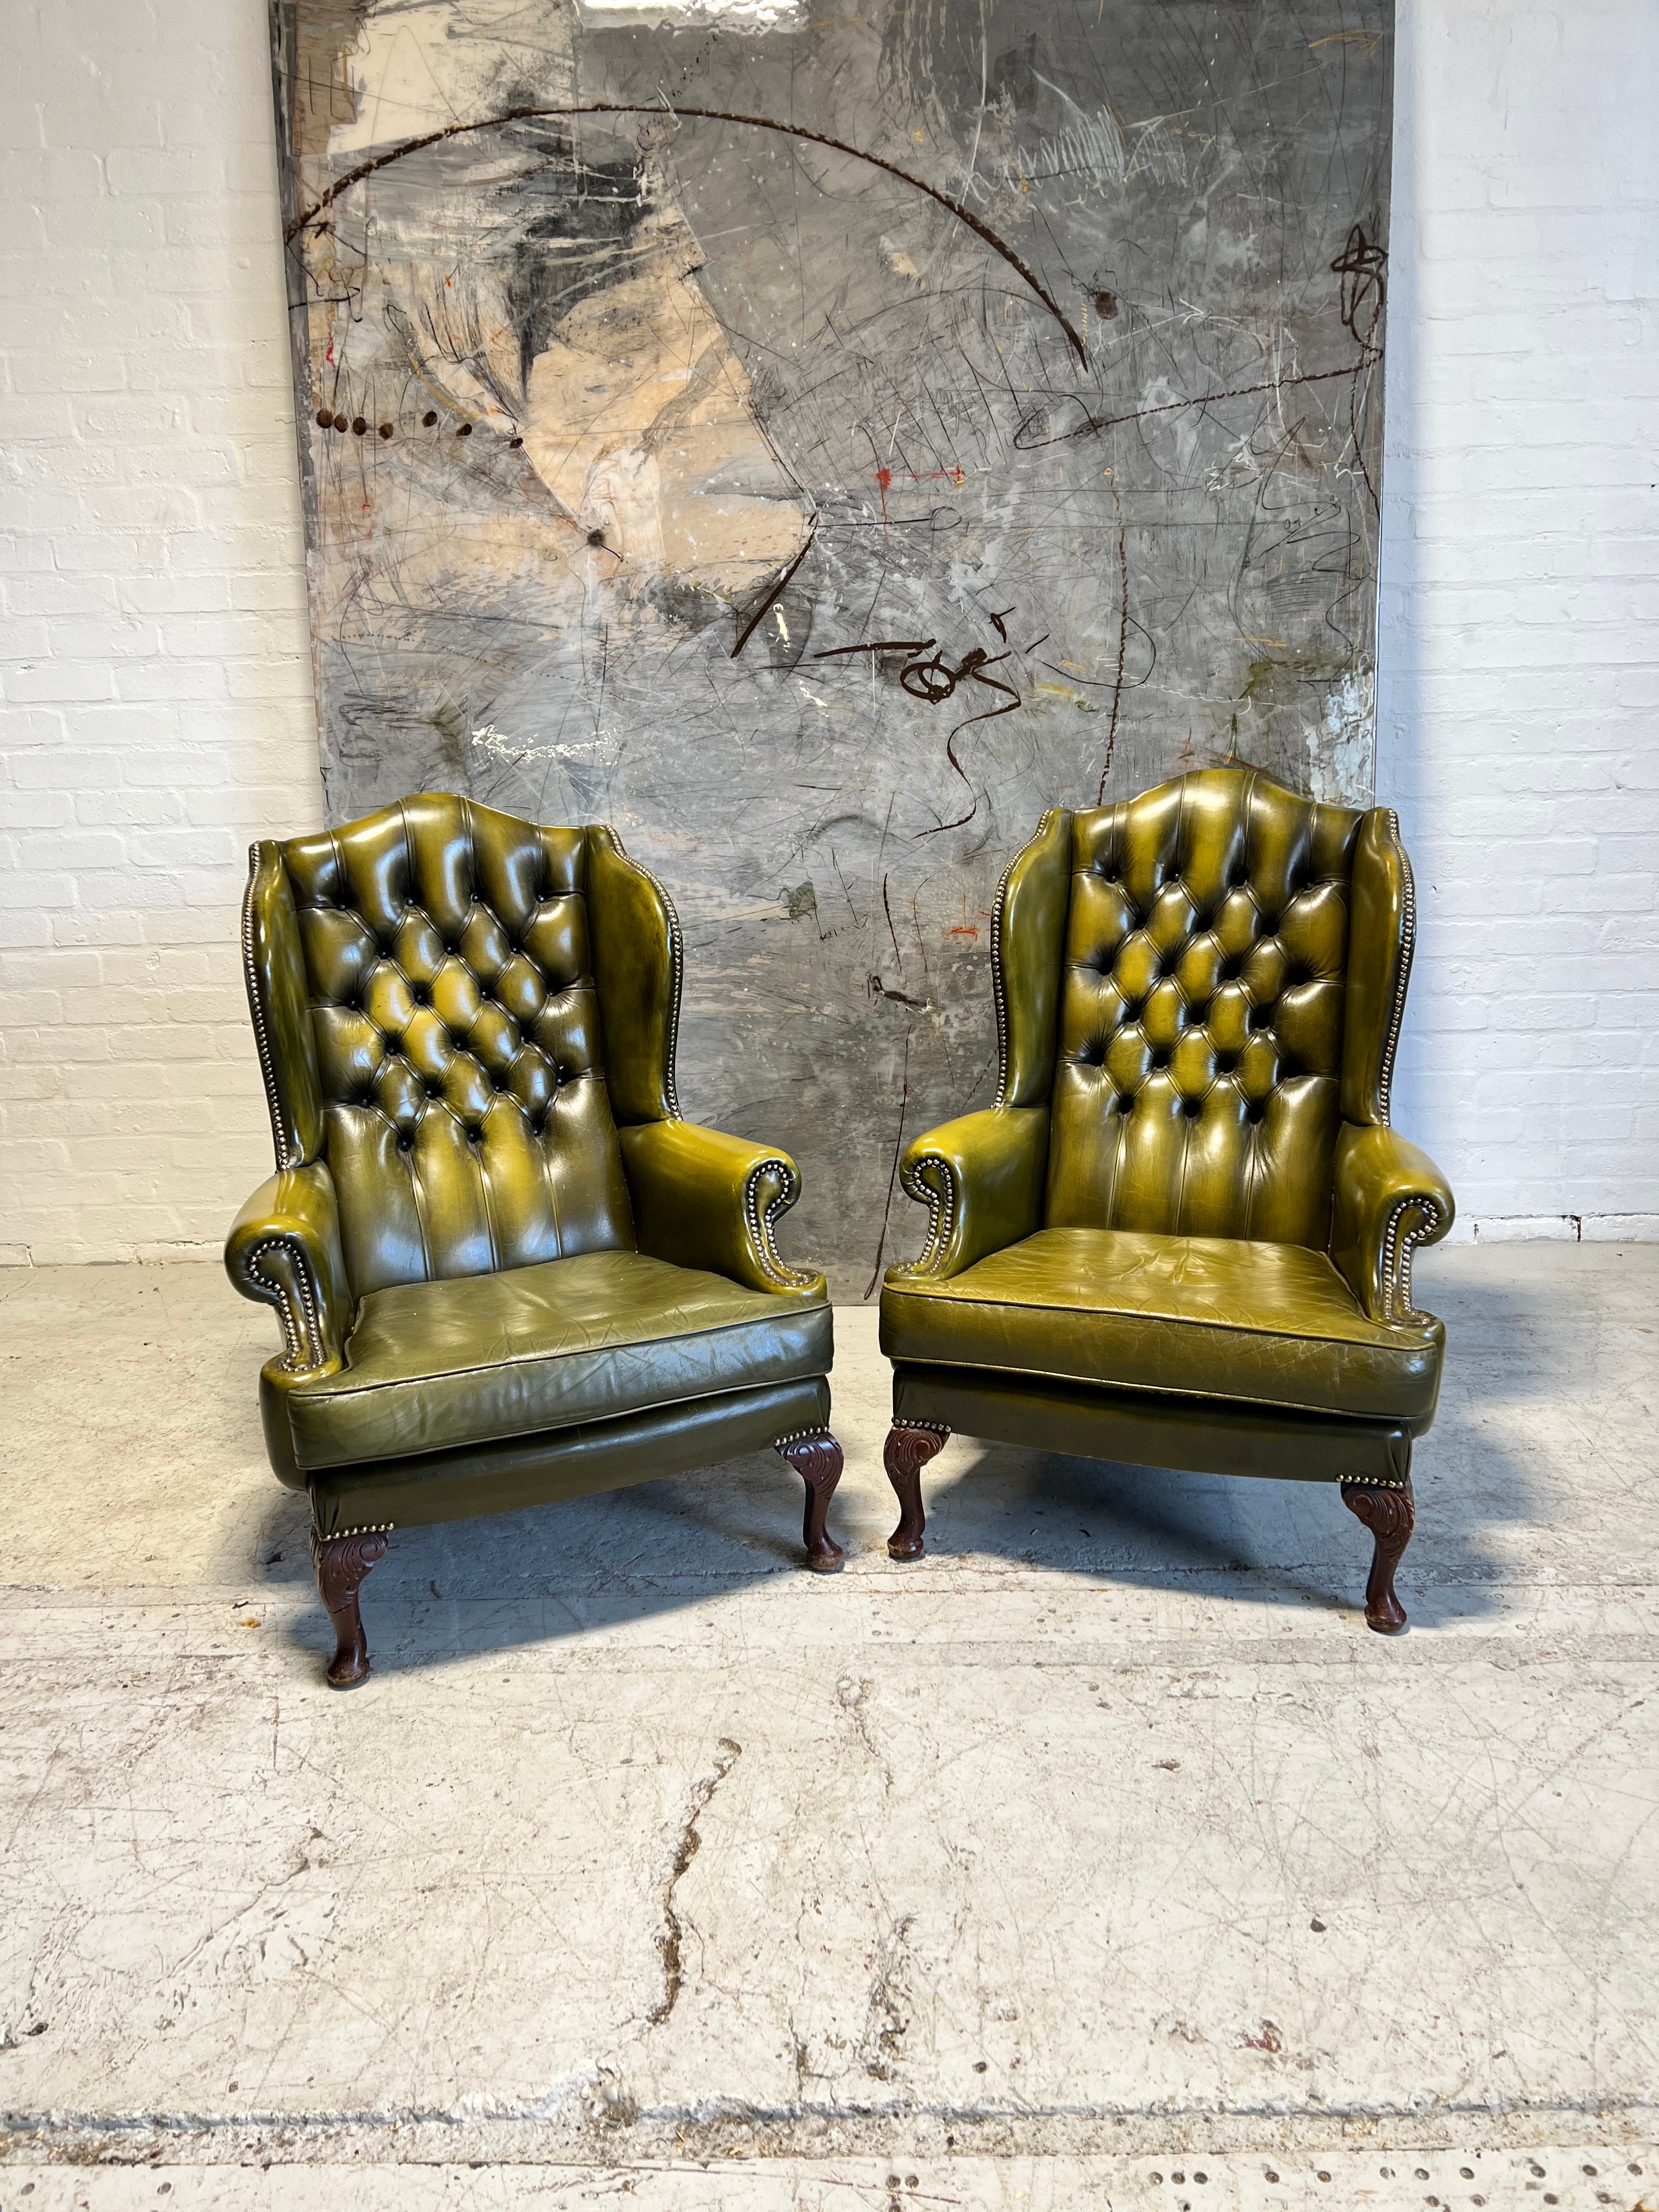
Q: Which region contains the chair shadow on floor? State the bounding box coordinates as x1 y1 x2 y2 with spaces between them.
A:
245 1447 850 1680
245 1401 1530 1679
868 1263 1556 1636
899 1403 1529 1633
244 1269 1548 1675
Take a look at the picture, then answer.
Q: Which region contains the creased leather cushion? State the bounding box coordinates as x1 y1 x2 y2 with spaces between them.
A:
881 1228 1442 1424
286 1250 832 1471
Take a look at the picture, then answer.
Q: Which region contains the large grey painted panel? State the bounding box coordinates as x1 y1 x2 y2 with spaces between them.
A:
272 0 1392 1294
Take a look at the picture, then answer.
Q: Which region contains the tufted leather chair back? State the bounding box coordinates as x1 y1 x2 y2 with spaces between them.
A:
1018 769 1397 1249
242 793 651 1298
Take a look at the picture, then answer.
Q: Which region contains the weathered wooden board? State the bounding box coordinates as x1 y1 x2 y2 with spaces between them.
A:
270 0 1392 1292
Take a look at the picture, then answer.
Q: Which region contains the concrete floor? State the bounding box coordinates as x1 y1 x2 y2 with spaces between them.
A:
0 1246 1655 2211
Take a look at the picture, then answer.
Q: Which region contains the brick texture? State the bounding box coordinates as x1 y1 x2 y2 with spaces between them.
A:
1 0 1654 1261
1377 0 1659 1242
0 0 322 1263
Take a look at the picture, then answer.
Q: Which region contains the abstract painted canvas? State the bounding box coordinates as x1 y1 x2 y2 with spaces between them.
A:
270 0 1392 1289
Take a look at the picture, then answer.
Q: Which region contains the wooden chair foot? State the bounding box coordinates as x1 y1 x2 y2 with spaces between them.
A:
1340 1480 1415 1633
776 1430 844 1573
313 1527 390 1686
883 1422 948 1560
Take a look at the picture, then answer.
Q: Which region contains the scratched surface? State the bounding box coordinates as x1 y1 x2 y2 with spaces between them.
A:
270 0 1392 1291
3 1250 1656 2170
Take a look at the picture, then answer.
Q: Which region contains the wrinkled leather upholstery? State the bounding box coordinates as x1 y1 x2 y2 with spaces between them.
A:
883 766 1453 1480
882 1228 1442 1425
286 1250 832 1471
228 793 831 1526
893 1366 1414 1488
309 1379 832 1536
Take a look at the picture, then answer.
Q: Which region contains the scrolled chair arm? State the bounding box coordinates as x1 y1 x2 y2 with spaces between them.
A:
1330 1121 1455 1327
888 1105 1049 1284
225 1161 353 1375
619 1121 825 1298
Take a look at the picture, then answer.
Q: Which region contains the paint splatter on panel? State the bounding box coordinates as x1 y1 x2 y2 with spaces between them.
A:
271 0 1392 1290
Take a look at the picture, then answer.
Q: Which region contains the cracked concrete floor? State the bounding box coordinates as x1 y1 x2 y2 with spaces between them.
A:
0 1245 1655 2210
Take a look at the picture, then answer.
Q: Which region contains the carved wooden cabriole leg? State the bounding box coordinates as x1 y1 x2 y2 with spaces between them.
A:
883 1422 949 1561
776 1430 845 1574
1340 1480 1415 1634
312 1527 390 1688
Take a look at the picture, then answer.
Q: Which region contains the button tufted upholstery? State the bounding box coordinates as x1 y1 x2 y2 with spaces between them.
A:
877 766 1455 1630
1047 772 1360 1245
279 796 632 1294
225 792 842 1682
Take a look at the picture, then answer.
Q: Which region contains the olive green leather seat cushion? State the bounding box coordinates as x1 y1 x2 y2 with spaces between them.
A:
881 1227 1442 1426
286 1249 832 1472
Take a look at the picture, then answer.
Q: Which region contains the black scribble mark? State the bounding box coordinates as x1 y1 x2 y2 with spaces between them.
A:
1333 222 1387 348
1331 223 1387 517
648 1736 741 2029
868 974 928 1011
882 872 903 972
864 1027 911 1301
986 606 1015 641
917 653 1023 839
900 645 1010 706
815 632 1022 839
1013 358 1379 454
1100 478 1130 800
730 517 818 658
287 104 1087 364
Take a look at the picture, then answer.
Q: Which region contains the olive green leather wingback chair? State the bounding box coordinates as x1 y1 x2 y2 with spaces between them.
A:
227 793 840 1686
878 767 1454 1632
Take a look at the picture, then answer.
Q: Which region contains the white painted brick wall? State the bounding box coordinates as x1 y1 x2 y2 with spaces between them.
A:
1378 0 1659 1243
1 0 1654 1261
0 0 322 1262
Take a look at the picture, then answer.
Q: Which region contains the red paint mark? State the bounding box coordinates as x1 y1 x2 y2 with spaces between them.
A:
324 342 335 364
876 466 891 523
944 926 979 940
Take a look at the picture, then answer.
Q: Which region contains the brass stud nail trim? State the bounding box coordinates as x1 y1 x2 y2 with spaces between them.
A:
991 806 1062 1111
608 832 684 1121
743 1156 817 1289
1378 808 1416 1127
245 1235 324 1372
241 845 300 1171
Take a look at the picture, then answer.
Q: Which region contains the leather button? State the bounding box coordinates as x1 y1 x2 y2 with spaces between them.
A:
1183 1098 1202 1118
1246 1102 1266 1124
1115 1093 1135 1115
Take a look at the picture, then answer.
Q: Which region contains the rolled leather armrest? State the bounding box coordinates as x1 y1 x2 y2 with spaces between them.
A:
1330 1121 1455 1325
619 1120 825 1299
225 1161 353 1375
888 1105 1049 1283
